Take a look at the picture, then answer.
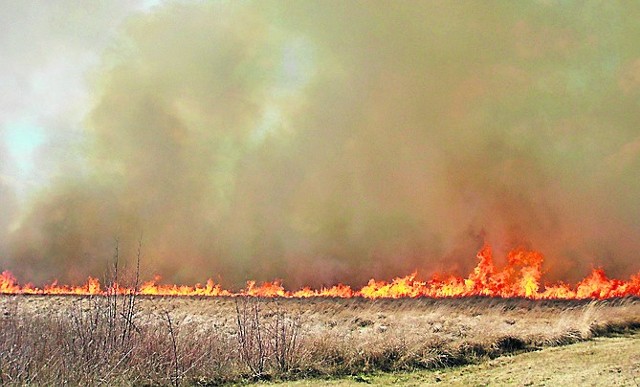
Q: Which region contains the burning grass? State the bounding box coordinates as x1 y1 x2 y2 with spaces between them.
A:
0 294 638 385
3 245 640 299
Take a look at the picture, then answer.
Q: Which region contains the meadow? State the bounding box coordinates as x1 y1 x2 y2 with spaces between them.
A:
1 293 639 386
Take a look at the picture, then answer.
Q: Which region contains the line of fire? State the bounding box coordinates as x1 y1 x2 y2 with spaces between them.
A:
2 245 639 299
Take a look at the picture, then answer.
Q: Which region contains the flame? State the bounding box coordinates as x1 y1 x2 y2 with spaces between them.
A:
1 245 639 299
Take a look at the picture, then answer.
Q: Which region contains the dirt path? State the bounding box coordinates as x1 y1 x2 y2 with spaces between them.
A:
265 333 640 386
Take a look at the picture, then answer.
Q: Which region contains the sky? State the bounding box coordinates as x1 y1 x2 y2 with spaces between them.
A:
1 1 640 288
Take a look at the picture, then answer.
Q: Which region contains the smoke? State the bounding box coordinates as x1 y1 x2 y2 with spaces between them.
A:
5 1 640 287
0 135 17 262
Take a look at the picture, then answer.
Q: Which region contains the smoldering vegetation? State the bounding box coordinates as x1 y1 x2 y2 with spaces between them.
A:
0 294 638 386
3 1 640 288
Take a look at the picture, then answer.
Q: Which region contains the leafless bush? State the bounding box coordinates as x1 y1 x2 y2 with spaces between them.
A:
270 305 302 373
235 297 268 377
234 297 303 379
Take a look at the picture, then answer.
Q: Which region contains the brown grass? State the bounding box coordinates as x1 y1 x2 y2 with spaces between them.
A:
0 294 638 385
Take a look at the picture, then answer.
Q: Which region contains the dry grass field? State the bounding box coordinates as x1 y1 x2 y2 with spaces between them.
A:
268 333 640 386
1 294 639 386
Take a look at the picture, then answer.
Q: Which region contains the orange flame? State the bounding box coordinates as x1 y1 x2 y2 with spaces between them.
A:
1 245 639 299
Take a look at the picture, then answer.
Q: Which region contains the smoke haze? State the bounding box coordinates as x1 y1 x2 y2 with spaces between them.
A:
3 1 640 288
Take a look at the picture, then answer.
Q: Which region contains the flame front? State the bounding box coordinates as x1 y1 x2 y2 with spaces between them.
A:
2 245 639 299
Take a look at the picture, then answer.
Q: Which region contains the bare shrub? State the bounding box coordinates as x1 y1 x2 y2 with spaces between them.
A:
235 297 268 377
234 297 303 379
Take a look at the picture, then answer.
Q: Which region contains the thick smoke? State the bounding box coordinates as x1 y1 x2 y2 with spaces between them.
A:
6 1 640 287
0 136 17 260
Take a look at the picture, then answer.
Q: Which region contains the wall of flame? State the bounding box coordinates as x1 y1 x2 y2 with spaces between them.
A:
2 246 639 299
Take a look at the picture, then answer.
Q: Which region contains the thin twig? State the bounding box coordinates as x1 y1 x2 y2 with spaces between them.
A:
164 311 179 387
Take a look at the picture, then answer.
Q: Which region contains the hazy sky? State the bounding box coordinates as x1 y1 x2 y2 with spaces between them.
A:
2 1 640 288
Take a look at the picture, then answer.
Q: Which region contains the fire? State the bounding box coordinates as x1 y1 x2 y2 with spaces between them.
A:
2 245 639 299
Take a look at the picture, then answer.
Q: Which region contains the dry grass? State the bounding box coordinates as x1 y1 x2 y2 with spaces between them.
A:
0 295 639 385
272 333 640 386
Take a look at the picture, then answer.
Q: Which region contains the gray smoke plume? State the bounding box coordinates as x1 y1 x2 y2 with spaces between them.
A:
5 1 640 288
